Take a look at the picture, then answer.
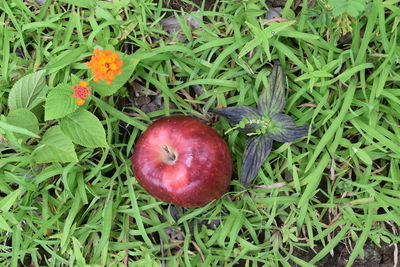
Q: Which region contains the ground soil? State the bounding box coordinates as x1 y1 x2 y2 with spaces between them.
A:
290 241 398 267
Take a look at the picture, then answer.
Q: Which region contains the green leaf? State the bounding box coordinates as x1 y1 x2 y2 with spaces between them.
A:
60 0 95 9
238 37 262 59
258 62 286 116
60 109 108 148
211 106 261 133
34 126 78 163
241 134 273 187
328 0 368 17
72 237 87 266
8 70 46 111
268 113 309 142
45 46 87 74
353 147 372 166
0 215 12 232
45 84 79 121
61 191 81 250
93 198 113 261
6 109 39 139
0 121 39 139
90 53 140 96
0 189 22 212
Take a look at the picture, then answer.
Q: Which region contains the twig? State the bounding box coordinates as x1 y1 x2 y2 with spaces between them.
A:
191 241 205 263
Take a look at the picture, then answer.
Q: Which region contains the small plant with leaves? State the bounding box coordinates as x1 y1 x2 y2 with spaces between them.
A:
327 0 369 17
212 62 310 187
1 47 139 164
324 0 370 34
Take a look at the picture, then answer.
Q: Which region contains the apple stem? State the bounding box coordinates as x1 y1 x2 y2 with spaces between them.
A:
162 145 176 162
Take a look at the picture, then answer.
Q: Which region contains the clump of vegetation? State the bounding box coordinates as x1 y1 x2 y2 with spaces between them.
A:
213 62 309 186
0 0 399 266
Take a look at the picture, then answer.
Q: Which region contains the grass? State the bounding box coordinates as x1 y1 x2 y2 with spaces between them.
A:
1 0 400 266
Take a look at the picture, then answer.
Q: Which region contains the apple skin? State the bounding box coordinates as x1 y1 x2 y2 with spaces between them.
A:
132 116 232 208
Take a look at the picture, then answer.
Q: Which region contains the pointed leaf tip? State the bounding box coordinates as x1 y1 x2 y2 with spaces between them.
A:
258 62 286 116
241 134 273 187
268 113 309 143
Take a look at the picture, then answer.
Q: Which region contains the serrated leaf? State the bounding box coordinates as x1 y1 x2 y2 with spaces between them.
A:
347 7 358 17
34 126 78 163
8 70 46 111
6 109 39 139
332 6 347 16
60 109 108 148
258 61 285 116
241 134 273 187
328 0 367 17
211 106 261 133
90 53 140 96
268 113 309 142
45 84 79 120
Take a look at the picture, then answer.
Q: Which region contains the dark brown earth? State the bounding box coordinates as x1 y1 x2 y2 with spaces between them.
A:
290 241 398 267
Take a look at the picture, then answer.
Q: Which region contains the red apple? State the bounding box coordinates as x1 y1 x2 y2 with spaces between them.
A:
132 116 232 207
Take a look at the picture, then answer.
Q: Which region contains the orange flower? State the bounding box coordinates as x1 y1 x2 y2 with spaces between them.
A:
86 49 123 84
72 81 91 106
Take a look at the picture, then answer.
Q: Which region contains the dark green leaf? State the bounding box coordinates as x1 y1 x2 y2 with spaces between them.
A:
241 134 273 187
268 113 309 142
258 61 285 116
211 106 261 133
